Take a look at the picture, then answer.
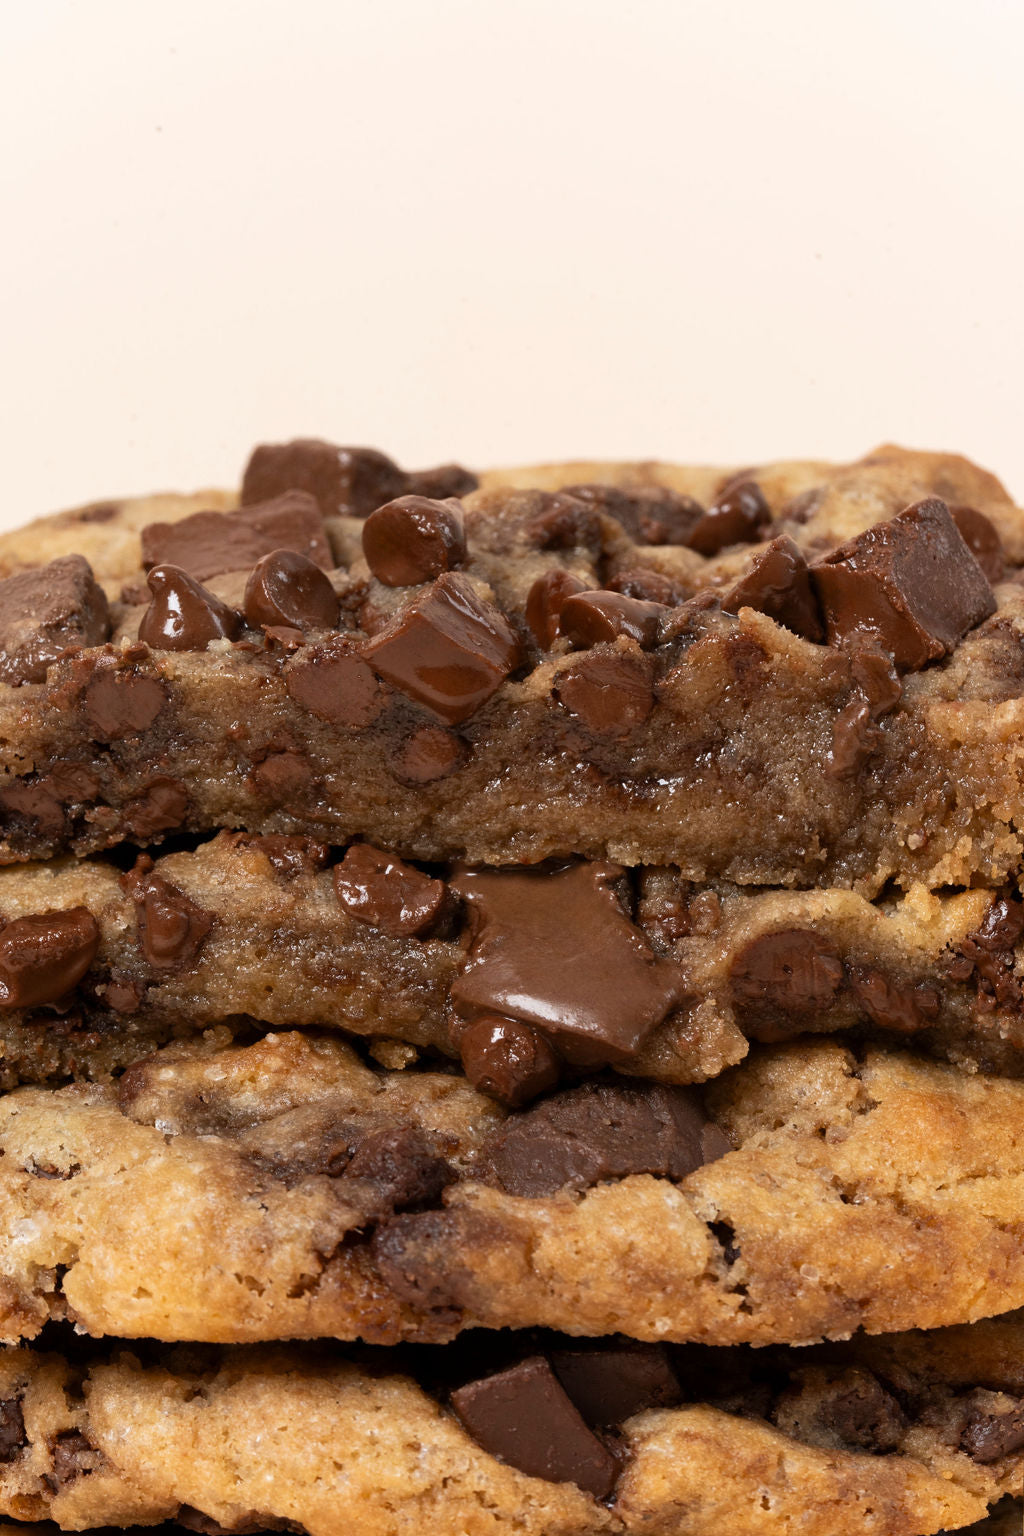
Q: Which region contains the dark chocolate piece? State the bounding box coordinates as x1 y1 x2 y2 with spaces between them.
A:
606 567 691 606
451 862 686 1065
333 843 449 937
50 1429 100 1486
523 494 604 554
457 1017 561 1108
241 439 477 518
362 574 520 725
138 565 242 651
362 496 468 586
141 492 332 582
951 504 1005 583
812 498 996 671
558 591 666 650
284 640 383 727
551 1342 682 1425
560 483 704 546
524 570 587 649
0 556 110 685
818 1371 906 1452
0 1398 25 1463
961 1399 1024 1464
482 1080 729 1197
729 929 844 1040
250 749 313 803
722 536 824 641
0 907 99 1007
847 968 940 1034
450 1357 618 1499
123 865 214 969
243 550 340 633
555 649 655 737
687 480 770 556
342 1125 453 1213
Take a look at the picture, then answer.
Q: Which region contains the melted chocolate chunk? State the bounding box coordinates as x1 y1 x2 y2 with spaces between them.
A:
818 1371 906 1453
393 726 469 784
333 843 450 937
82 667 167 741
362 496 468 586
141 492 332 582
249 835 330 878
559 591 666 650
363 574 520 725
687 480 771 556
524 570 587 649
523 494 604 554
123 777 189 840
451 862 686 1065
138 565 242 651
457 1017 561 1108
284 639 383 726
250 749 313 802
0 556 110 685
551 1342 682 1425
829 643 903 779
482 1080 729 1196
606 567 691 606
722 536 824 641
0 908 99 1007
0 762 99 839
241 439 477 518
243 550 340 632
343 1124 453 1213
450 1357 619 1499
847 968 940 1035
560 483 704 546
371 1209 470 1309
951 505 1005 583
123 865 214 969
729 929 844 1040
0 1398 24 1463
812 498 996 671
555 649 655 738
961 1399 1024 1464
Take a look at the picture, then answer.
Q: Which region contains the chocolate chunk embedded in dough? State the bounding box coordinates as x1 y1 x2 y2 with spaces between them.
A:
457 1016 561 1108
0 907 99 1007
284 639 383 726
450 1357 619 1499
525 569 587 649
812 498 996 671
561 482 704 546
722 536 824 641
961 1399 1024 1464
333 843 450 937
0 555 110 685
362 495 468 586
818 1370 906 1452
138 565 243 651
243 549 339 633
451 861 686 1065
551 1341 682 1425
559 591 666 649
123 866 214 969
141 492 332 581
687 480 771 556
555 648 655 737
729 929 844 1040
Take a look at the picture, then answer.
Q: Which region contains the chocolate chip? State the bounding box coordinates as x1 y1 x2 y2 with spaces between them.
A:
333 843 450 937
123 868 214 969
0 908 99 1008
558 591 666 650
363 574 520 724
0 762 99 839
451 862 686 1066
406 464 479 501
82 667 167 741
392 725 469 784
551 1342 682 1425
284 639 383 727
524 570 587 649
847 968 940 1035
243 550 340 632
138 565 243 651
961 1399 1024 1463
523 494 604 553
122 777 189 840
343 1125 453 1213
812 498 996 671
50 1429 100 1485
451 1357 619 1499
482 1080 728 1197
729 929 844 1040
818 1371 906 1453
250 835 330 878
829 643 903 778
605 567 691 606
251 749 313 802
687 480 771 556
560 483 704 546
951 505 1005 583
457 1017 561 1108
722 536 824 641
0 1398 24 1463
141 492 332 581
0 556 110 685
262 624 307 652
362 496 468 586
555 649 655 738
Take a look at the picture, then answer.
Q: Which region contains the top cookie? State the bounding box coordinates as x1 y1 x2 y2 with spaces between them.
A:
0 440 1020 890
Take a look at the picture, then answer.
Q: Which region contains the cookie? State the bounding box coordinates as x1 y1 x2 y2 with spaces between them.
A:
0 443 1019 892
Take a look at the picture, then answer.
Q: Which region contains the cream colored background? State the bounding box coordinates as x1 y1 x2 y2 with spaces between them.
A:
2 0 1023 526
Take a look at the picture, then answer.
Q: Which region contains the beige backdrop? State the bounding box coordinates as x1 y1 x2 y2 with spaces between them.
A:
1 0 1022 525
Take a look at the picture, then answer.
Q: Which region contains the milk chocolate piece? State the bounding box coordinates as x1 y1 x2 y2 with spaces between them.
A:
123 777 188 839
606 567 691 606
362 496 468 586
551 1342 682 1424
243 550 339 632
333 843 449 937
951 504 1005 583
818 1371 906 1452
558 591 666 649
82 669 167 741
829 643 903 778
482 1080 729 1196
141 492 332 581
138 565 243 651
0 555 110 685
555 649 655 737
284 640 383 727
392 726 468 783
722 536 824 641
451 862 686 1065
525 570 587 648
561 483 704 546
457 1017 561 1108
0 907 99 1007
450 1357 618 1498
362 574 520 724
241 439 477 518
812 498 996 671
687 480 770 556
123 866 214 969
847 968 939 1035
0 1398 25 1463
729 929 844 1040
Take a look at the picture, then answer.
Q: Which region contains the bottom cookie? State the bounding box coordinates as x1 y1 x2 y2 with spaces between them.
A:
0 1315 1021 1536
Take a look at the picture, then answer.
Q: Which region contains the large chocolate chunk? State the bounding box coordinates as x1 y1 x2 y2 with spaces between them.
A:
558 591 666 649
123 865 214 969
83 667 167 741
482 1080 729 1197
450 1357 619 1498
362 496 468 586
729 929 844 1040
722 536 824 642
0 907 99 1007
0 555 110 685
243 550 339 633
363 574 520 725
457 1016 561 1108
811 498 996 671
451 862 686 1065
551 1342 682 1425
141 492 332 582
392 725 468 784
333 843 450 937
555 649 655 738
138 565 242 651
241 439 477 518
0 1398 25 1463
284 639 383 727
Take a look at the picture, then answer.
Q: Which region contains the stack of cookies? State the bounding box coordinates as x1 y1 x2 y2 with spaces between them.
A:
0 439 1018 1536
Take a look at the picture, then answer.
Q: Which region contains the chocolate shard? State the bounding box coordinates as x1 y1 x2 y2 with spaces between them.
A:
559 483 704 546
0 907 100 1008
243 550 340 633
811 498 997 671
722 536 825 641
555 648 655 738
457 1016 561 1108
450 862 686 1066
138 565 242 651
141 491 332 582
362 495 468 586
0 555 110 685
558 591 666 650
687 480 771 556
481 1079 729 1197
333 843 450 937
450 1357 619 1499
551 1341 682 1425
362 573 520 725
122 864 214 969
241 439 477 518
525 570 588 649
729 929 844 1041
